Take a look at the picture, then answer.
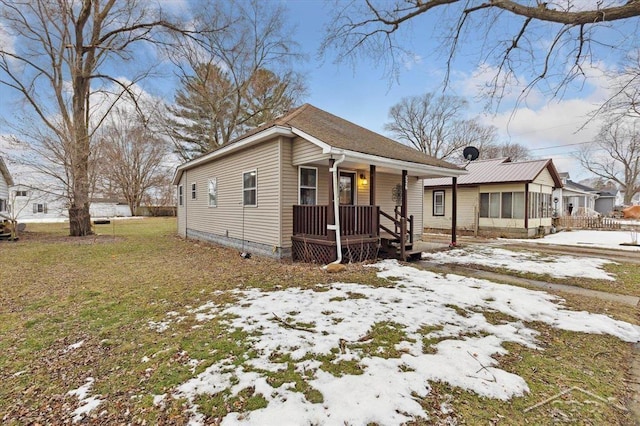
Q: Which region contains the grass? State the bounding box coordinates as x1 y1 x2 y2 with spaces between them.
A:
0 217 637 424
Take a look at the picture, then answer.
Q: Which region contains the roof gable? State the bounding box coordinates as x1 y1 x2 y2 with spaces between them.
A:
424 157 562 187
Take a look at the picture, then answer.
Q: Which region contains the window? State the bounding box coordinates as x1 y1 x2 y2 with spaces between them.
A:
243 170 257 206
178 185 183 206
479 192 500 218
33 203 47 214
191 182 197 200
0 199 6 212
208 178 217 207
499 192 525 219
14 190 27 197
433 190 445 216
481 191 525 219
528 192 552 218
299 167 317 205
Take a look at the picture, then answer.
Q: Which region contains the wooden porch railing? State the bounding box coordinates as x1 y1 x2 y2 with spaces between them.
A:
293 205 379 238
379 207 413 244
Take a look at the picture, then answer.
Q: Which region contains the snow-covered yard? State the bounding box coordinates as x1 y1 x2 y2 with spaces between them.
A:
108 259 639 426
58 228 640 424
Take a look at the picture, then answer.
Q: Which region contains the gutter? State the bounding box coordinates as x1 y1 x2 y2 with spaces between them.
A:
327 154 346 265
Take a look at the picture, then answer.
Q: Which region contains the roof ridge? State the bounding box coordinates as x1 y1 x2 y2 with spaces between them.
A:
277 103 310 125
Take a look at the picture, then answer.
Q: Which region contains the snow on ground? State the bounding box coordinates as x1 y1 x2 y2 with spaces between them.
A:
67 377 102 423
511 229 640 252
158 260 640 426
422 246 616 280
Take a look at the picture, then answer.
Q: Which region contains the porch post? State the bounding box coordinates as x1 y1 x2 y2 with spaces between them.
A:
401 170 408 218
401 170 408 260
369 165 376 206
524 183 529 230
328 158 336 241
451 176 457 247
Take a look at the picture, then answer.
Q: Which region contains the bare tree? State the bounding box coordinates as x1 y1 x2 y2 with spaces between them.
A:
322 1 640 108
96 107 170 216
600 49 640 119
384 92 497 160
481 142 531 161
165 0 307 160
0 0 189 236
578 119 640 205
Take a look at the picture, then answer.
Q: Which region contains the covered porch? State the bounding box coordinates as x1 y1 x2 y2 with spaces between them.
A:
291 161 419 264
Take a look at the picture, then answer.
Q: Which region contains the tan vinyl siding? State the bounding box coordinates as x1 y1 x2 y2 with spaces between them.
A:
424 187 478 232
355 169 370 205
376 172 422 238
292 137 324 165
280 138 297 248
534 168 556 188
184 139 282 247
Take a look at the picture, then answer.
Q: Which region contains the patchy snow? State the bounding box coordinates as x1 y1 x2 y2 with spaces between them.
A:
64 340 85 352
67 377 102 423
148 320 171 333
167 260 640 425
511 229 640 251
421 246 616 280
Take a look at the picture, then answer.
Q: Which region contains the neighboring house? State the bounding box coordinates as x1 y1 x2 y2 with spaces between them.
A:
0 157 14 215
173 103 465 263
423 157 562 238
8 185 131 222
552 172 598 216
0 157 13 216
594 191 616 216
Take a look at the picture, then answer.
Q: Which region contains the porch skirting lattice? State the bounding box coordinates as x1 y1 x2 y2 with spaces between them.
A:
291 235 379 264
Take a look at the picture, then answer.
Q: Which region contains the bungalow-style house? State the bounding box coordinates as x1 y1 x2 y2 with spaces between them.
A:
552 172 598 216
0 157 14 215
172 104 466 263
423 157 562 238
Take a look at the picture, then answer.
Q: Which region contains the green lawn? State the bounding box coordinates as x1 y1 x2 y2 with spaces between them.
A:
0 217 637 424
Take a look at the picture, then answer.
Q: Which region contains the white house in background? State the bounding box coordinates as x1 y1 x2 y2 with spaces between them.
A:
8 184 131 223
0 157 15 215
552 172 599 216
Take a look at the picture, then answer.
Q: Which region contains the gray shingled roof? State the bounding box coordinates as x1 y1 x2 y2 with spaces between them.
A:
424 157 562 187
230 104 462 171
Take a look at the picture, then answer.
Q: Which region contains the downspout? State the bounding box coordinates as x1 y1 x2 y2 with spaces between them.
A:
328 154 346 265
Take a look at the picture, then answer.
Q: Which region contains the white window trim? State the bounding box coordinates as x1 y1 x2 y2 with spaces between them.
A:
178 185 184 206
433 190 445 216
208 177 218 207
243 169 258 207
298 166 318 205
191 182 197 200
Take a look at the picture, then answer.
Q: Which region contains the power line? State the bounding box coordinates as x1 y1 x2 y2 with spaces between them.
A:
528 140 595 151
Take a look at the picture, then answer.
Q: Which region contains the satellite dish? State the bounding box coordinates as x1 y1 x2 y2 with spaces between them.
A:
463 146 480 161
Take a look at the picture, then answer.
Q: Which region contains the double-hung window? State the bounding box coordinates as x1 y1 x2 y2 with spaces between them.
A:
299 167 317 205
433 190 445 216
178 185 183 206
243 170 257 207
191 183 197 200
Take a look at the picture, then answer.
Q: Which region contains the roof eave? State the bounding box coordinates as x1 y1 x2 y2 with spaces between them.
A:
324 147 467 178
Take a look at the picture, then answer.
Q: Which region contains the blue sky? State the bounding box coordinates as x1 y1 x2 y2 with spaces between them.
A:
278 0 629 180
1 0 635 182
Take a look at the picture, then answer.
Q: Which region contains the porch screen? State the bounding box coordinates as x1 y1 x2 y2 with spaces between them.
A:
299 167 317 205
